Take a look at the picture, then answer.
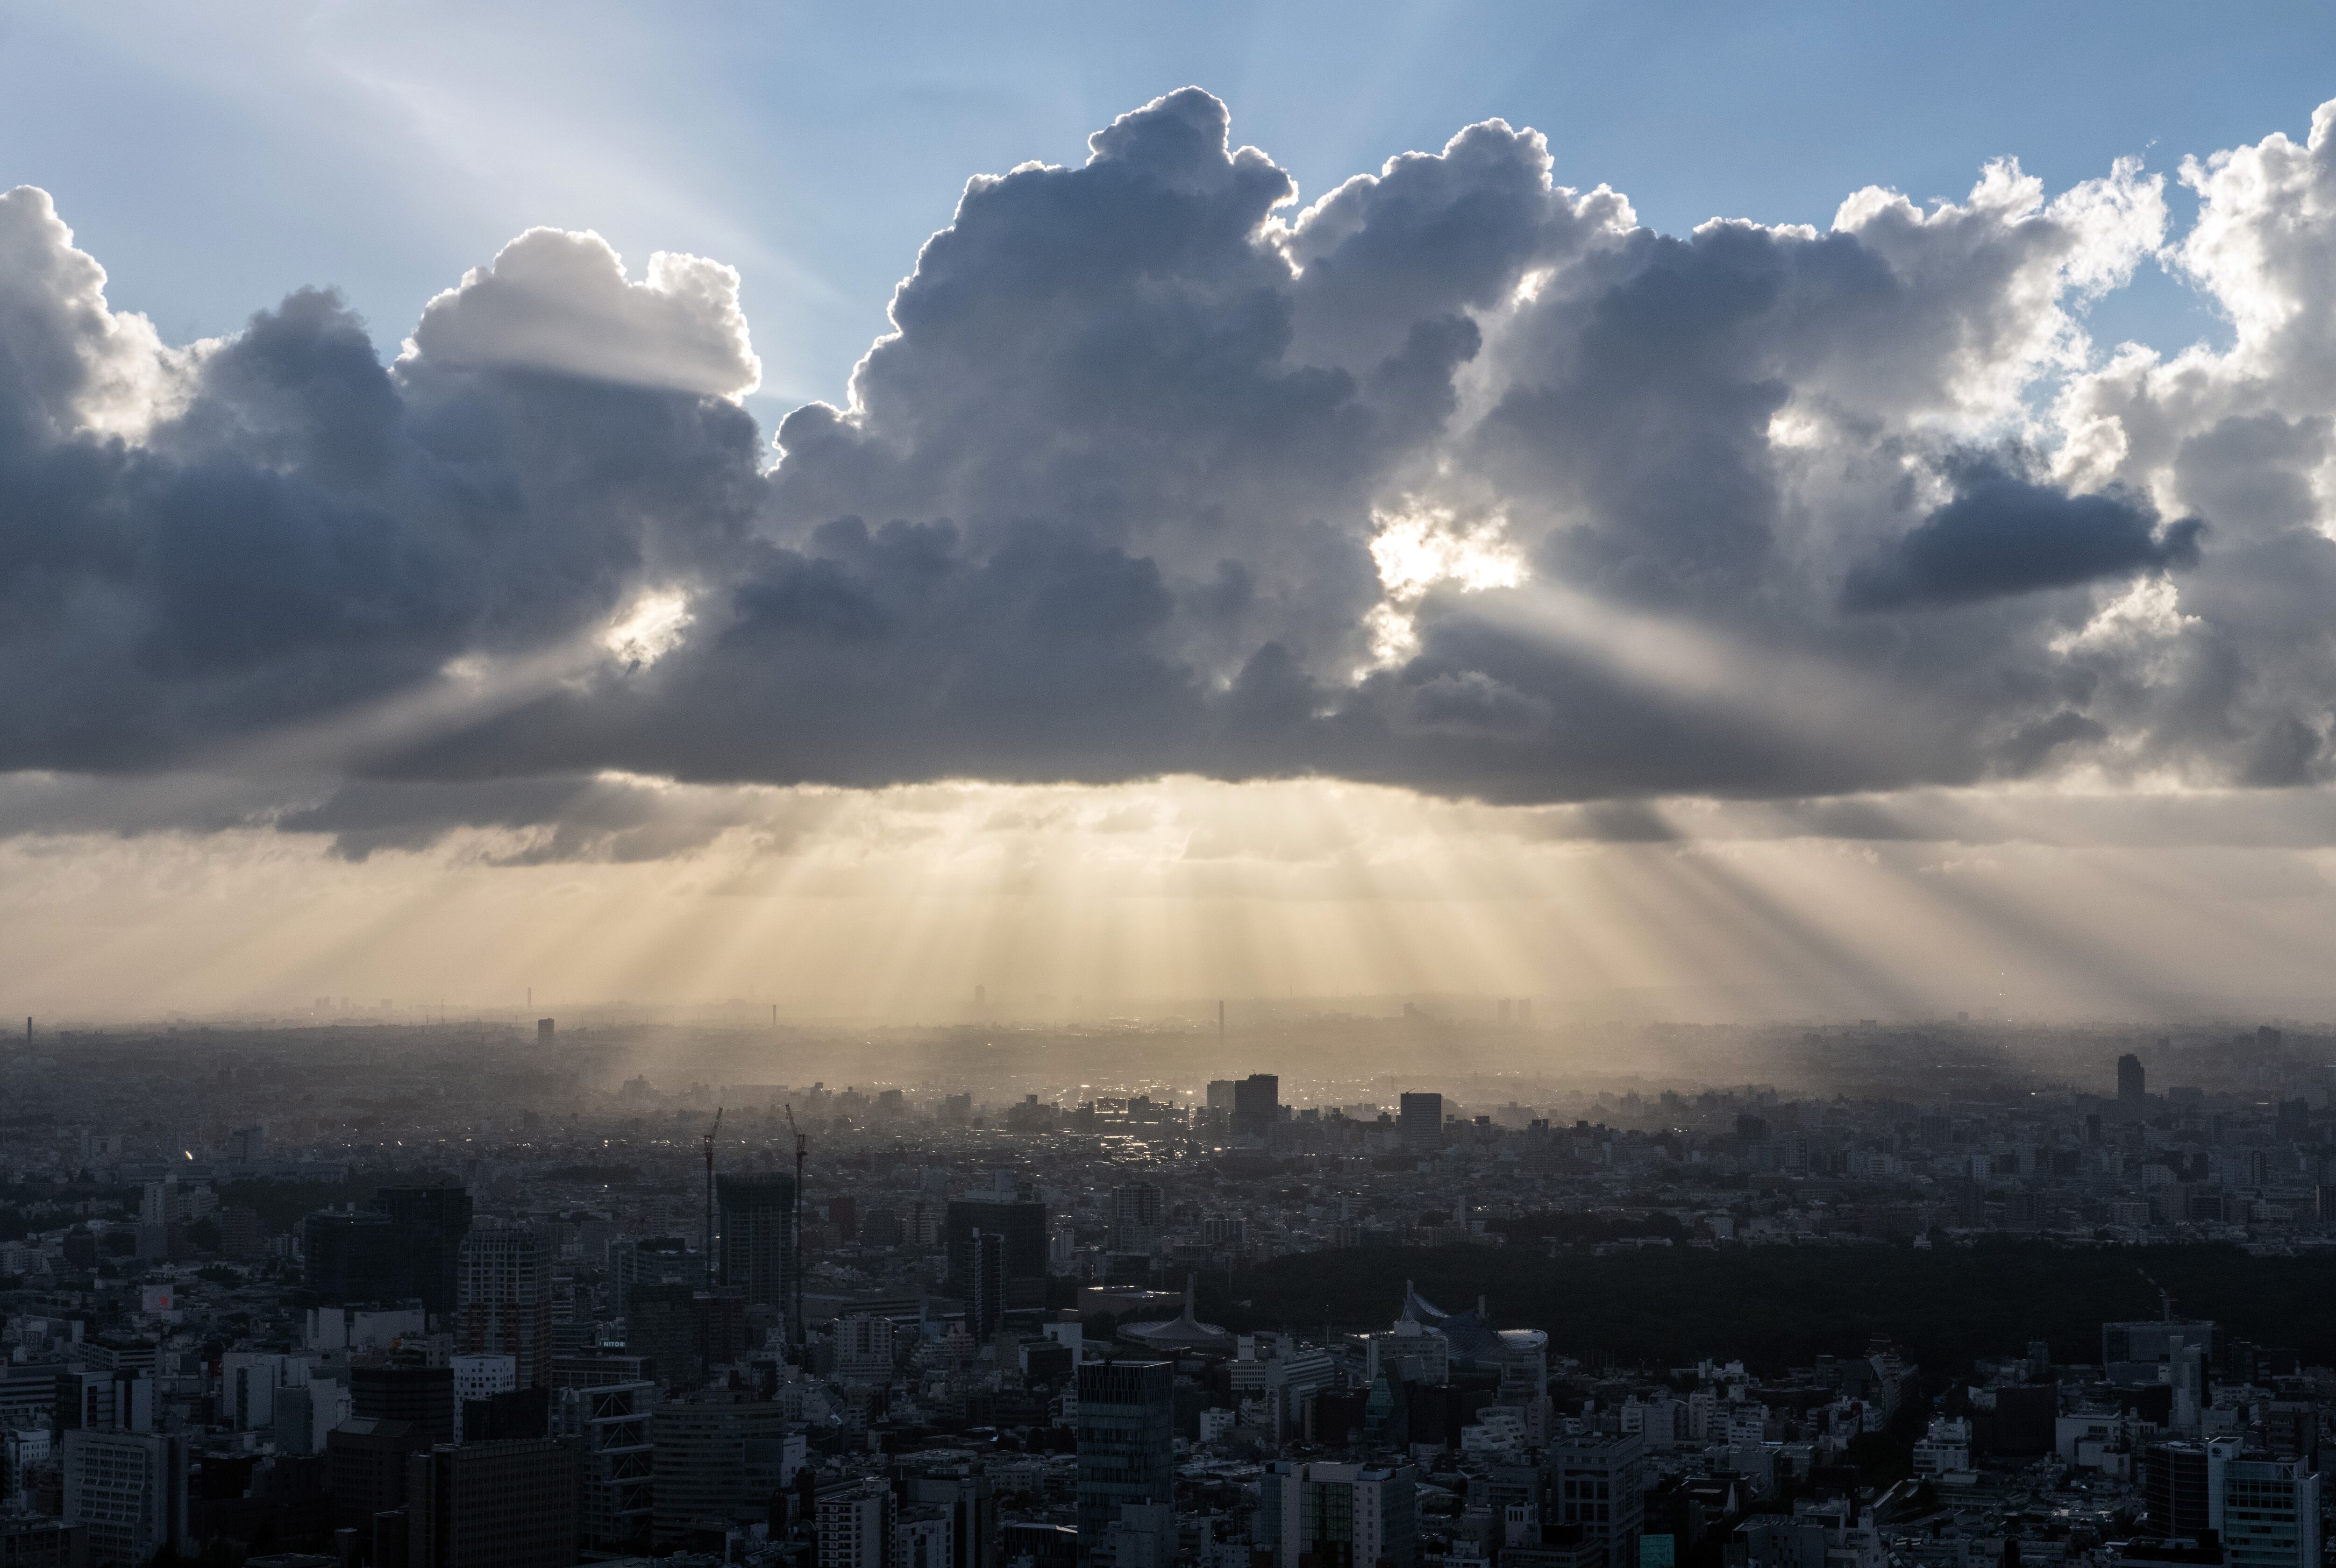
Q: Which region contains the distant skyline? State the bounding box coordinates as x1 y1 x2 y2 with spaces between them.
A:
9 7 2336 1017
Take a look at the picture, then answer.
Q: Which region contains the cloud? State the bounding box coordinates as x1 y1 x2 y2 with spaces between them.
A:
275 772 822 863
0 185 198 440
9 91 2336 843
1841 458 2203 610
0 201 763 774
405 226 761 398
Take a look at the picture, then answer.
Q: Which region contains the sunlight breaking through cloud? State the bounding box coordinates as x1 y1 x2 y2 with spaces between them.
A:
602 588 695 671
1363 503 1528 669
7 83 2336 1018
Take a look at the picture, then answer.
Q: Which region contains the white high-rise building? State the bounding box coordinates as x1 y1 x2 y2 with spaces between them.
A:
1364 1320 1450 1387
1107 1183 1165 1255
1495 1328 1549 1400
451 1352 517 1441
2214 1440 2322 1568
218 1351 285 1430
819 1476 897 1568
896 1504 954 1568
63 1430 189 1566
559 1379 655 1555
1271 1461 1418 1568
1911 1417 1973 1476
1620 1396 1688 1450
2171 1337 2208 1436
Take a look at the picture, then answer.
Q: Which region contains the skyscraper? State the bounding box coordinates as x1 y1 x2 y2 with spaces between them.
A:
2118 1053 2147 1106
1075 1361 1174 1559
1231 1075 1280 1140
1398 1093 1444 1153
946 1190 1047 1312
352 1363 456 1446
697 1286 751 1375
1108 1183 1165 1255
325 1417 429 1557
304 1186 473 1317
403 1437 579 1568
561 1380 655 1556
376 1186 475 1316
715 1174 797 1312
303 1208 405 1304
610 1235 693 1317
2171 1340 2207 1435
624 1282 701 1391
652 1391 796 1549
456 1229 552 1390
962 1230 1006 1338
2144 1441 2213 1538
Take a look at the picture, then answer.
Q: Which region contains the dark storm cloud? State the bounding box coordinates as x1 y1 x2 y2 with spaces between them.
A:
0 193 762 772
371 515 1215 788
7 89 2336 847
1842 459 2203 611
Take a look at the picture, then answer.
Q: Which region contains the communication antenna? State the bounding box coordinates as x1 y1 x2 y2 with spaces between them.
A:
785 1102 807 1354
703 1106 723 1288
2137 1267 2174 1322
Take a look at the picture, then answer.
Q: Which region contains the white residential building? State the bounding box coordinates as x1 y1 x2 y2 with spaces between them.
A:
896 1505 954 1568
1911 1417 1973 1477
64 1429 189 1567
1274 1462 1418 1568
2218 1448 2322 1568
834 1315 898 1383
819 1476 897 1568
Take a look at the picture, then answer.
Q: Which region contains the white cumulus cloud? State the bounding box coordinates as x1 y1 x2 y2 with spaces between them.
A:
404 226 760 398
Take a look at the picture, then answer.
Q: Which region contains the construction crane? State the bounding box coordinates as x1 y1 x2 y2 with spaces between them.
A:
703 1106 723 1289
785 1103 807 1356
2137 1266 2174 1322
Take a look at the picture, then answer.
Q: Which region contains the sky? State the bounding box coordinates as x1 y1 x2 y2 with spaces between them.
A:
8 2 2336 1021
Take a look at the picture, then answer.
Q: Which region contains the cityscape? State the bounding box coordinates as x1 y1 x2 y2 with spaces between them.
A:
0 1012 2333 1567
12 4 2336 1568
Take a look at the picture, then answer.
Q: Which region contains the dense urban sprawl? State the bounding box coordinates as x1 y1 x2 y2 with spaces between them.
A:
1 1013 2333 1568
